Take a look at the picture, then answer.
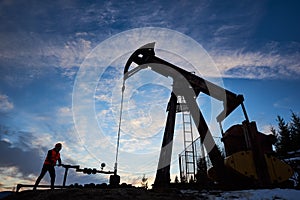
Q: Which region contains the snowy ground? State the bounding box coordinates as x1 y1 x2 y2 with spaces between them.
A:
181 188 300 200
2 188 300 200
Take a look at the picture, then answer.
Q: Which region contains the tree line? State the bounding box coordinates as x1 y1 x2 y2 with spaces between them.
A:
271 111 300 157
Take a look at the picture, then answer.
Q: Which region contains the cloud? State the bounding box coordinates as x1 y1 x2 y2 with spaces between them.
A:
1 0 299 190
260 125 273 135
0 140 41 176
1 0 298 85
0 132 108 190
0 32 93 69
58 107 72 117
0 94 14 112
273 97 293 110
211 45 300 79
190 1 300 80
214 25 244 37
0 166 36 191
56 106 74 125
60 38 93 68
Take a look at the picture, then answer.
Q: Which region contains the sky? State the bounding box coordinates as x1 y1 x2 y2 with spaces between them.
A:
0 0 300 191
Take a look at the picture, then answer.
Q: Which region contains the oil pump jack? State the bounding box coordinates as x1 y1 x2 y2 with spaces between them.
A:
123 43 293 188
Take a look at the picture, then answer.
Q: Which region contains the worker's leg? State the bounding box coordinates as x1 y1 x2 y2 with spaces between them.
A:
49 166 56 190
33 165 48 190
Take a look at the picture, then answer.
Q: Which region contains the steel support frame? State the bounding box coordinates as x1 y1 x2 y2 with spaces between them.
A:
154 92 177 187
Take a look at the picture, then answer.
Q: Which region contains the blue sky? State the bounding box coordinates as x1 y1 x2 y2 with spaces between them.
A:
0 0 300 191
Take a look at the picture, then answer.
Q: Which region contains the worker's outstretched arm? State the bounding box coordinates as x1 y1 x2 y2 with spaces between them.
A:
57 157 62 166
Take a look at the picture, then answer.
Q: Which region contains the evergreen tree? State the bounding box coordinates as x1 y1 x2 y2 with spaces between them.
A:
290 111 300 151
140 174 148 189
270 126 276 136
195 157 208 185
271 126 279 152
274 115 291 156
189 175 195 183
273 112 300 155
174 175 179 183
181 175 187 183
272 112 300 187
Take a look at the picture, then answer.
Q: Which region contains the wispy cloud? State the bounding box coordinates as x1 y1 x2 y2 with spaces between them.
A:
1 0 299 190
273 97 293 110
0 166 35 191
0 94 13 112
210 44 300 79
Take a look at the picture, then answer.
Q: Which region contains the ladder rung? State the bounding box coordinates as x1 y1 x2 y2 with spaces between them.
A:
185 150 193 152
182 110 195 179
185 156 194 158
184 149 193 151
186 156 192 159
185 155 194 158
185 154 194 156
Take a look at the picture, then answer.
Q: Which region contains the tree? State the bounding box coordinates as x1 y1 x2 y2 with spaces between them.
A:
273 112 300 156
274 115 291 156
272 112 300 187
195 157 208 185
181 175 187 183
189 175 195 183
140 174 148 189
290 111 300 151
174 175 179 183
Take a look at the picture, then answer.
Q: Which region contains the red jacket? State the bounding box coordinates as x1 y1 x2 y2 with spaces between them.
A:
44 149 61 166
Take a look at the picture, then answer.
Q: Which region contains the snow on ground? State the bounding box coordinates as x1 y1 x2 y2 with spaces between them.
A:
2 188 300 200
180 188 300 200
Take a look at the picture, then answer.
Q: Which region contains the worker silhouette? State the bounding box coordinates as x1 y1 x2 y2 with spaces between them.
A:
33 143 62 190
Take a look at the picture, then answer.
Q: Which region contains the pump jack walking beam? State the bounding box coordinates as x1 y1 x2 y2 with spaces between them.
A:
123 43 246 186
124 43 245 123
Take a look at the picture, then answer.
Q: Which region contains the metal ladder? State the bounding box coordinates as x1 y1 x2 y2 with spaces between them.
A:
179 96 196 183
